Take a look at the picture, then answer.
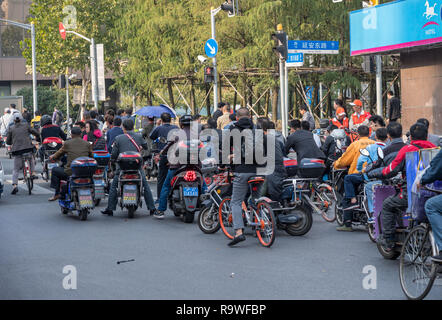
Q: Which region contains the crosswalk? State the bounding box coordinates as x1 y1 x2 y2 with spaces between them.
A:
4 174 53 195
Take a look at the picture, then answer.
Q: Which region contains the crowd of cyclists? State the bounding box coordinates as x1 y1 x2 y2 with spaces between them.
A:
1 97 441 265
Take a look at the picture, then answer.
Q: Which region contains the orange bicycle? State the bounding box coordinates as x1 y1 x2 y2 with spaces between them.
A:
218 176 276 248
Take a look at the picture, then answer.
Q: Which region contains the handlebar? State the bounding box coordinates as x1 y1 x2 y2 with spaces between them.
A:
424 185 442 195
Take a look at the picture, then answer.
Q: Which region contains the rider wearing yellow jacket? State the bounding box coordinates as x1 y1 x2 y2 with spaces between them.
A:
333 125 374 174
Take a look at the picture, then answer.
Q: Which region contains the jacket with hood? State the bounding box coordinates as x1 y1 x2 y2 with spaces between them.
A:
84 129 107 151
225 117 265 174
6 121 40 155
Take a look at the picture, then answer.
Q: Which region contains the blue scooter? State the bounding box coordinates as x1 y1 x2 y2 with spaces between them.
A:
59 157 97 221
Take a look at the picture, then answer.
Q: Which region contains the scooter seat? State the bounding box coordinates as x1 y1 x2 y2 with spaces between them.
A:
248 176 265 184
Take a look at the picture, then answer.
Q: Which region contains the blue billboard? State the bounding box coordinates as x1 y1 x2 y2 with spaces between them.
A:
350 0 442 56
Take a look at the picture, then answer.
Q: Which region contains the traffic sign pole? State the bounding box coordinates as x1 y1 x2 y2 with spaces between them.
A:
376 55 382 116
31 22 37 118
91 38 99 110
210 7 221 113
0 18 38 117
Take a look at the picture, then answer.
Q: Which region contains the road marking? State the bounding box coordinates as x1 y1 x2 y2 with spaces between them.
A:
5 175 53 195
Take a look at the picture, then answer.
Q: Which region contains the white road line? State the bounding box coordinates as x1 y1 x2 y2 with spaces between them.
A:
4 175 53 195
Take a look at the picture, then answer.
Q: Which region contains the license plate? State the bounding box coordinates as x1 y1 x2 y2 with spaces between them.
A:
183 187 198 197
78 189 93 206
124 185 137 191
48 163 58 170
94 179 104 186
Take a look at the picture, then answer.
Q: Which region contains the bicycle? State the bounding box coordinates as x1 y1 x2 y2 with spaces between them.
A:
20 152 34 195
399 187 442 300
218 175 276 247
305 180 337 222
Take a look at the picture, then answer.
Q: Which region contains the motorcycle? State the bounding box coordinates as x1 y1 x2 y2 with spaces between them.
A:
168 139 204 223
92 150 111 206
116 151 144 218
59 157 97 221
144 149 159 180
41 137 63 182
198 160 232 234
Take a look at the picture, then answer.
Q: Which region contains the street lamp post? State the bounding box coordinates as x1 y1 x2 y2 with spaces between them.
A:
0 18 38 117
64 30 99 110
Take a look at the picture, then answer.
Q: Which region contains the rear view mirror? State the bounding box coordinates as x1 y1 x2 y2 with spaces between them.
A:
360 148 370 157
377 147 384 160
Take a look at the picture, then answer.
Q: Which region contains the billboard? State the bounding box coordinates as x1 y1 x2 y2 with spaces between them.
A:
350 0 442 56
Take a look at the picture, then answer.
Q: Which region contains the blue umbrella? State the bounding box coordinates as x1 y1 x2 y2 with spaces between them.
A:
134 104 176 118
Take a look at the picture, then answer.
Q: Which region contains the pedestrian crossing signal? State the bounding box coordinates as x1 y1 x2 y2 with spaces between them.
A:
204 67 215 83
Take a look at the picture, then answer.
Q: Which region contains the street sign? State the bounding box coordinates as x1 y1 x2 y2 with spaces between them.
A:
204 39 218 58
286 52 304 68
288 40 339 54
91 44 106 101
59 22 66 40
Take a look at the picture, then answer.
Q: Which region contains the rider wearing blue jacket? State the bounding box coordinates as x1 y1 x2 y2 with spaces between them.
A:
420 148 442 263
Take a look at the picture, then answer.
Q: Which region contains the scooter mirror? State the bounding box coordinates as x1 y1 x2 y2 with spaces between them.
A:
377 147 384 160
360 148 370 157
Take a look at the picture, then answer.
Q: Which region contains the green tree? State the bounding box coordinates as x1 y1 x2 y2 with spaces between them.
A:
16 85 66 116
21 0 120 115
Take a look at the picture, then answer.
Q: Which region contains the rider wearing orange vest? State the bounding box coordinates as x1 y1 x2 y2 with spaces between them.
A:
330 107 349 129
349 99 371 130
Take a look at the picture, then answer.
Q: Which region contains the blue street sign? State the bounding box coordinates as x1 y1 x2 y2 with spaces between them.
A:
288 40 339 54
286 53 304 68
205 39 218 58
287 53 303 63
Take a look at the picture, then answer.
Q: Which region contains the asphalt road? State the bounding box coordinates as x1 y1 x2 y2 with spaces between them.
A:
0 149 441 300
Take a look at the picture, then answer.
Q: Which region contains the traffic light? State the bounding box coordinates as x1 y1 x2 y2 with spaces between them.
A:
59 75 66 89
221 0 236 17
362 56 375 73
272 25 288 61
204 66 215 83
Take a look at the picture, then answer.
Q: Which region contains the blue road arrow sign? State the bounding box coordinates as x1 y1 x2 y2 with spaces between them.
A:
205 39 218 58
288 40 339 54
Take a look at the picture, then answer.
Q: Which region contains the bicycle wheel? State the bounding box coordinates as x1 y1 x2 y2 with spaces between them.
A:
318 185 337 223
24 160 32 195
399 225 437 300
218 197 235 240
255 201 276 248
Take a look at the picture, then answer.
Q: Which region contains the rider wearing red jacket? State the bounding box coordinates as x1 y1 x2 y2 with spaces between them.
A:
369 123 436 250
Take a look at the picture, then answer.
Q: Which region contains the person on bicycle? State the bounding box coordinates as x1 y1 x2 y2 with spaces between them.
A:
336 128 388 232
364 122 406 218
418 148 442 262
100 119 157 217
368 123 436 251
6 113 40 195
224 107 265 247
333 125 375 175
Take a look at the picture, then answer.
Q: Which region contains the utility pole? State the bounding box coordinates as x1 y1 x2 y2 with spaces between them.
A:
0 19 38 117
210 1 237 112
210 7 221 112
60 24 99 110
272 24 288 137
376 55 383 116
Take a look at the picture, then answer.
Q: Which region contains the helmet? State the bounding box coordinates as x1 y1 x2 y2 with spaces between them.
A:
40 115 52 127
179 114 193 127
